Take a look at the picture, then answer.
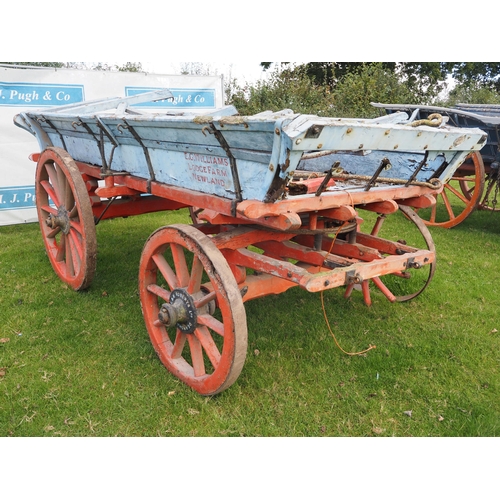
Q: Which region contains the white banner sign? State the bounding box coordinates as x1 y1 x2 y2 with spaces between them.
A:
0 65 224 225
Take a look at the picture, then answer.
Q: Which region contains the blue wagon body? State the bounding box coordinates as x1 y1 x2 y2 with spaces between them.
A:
14 89 487 204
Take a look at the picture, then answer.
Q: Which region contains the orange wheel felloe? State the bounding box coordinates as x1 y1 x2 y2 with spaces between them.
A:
35 147 97 290
138 224 248 395
417 152 485 228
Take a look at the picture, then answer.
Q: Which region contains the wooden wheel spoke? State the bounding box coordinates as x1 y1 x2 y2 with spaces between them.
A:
68 204 79 218
171 243 189 287
195 325 221 368
45 163 61 199
171 330 187 359
440 189 457 220
187 256 204 294
40 204 57 216
444 182 468 204
429 198 437 223
62 236 74 277
146 283 171 302
187 335 206 377
55 234 66 262
55 166 68 204
194 290 216 308
64 178 74 209
40 179 60 206
197 313 225 337
47 226 61 239
69 219 84 236
371 276 396 302
67 229 84 267
152 253 179 290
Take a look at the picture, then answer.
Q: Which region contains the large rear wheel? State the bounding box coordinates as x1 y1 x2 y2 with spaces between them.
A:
416 152 485 228
347 205 436 304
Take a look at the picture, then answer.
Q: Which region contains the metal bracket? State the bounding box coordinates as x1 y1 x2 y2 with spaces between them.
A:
206 122 243 204
405 257 421 269
405 150 429 186
122 119 155 182
364 157 391 191
345 269 362 285
40 116 67 150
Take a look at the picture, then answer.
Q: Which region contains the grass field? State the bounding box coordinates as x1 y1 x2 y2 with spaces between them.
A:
1 204 499 438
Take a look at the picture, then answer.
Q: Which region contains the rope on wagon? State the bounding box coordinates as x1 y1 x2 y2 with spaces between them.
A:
320 221 376 356
410 113 443 128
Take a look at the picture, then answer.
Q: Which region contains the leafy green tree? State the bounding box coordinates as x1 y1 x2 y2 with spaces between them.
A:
0 62 64 68
332 63 419 117
445 62 500 92
261 62 500 103
261 62 447 99
443 80 500 106
1 62 143 72
227 65 335 116
65 62 143 72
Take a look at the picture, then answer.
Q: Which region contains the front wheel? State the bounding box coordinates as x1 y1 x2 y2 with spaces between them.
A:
138 224 248 395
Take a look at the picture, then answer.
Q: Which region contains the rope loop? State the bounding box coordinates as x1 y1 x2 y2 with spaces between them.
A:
410 113 443 128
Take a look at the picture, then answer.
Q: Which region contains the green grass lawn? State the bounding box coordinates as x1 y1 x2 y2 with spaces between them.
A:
1 206 499 437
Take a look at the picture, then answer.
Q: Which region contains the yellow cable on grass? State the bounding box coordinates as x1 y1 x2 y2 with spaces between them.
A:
321 219 376 356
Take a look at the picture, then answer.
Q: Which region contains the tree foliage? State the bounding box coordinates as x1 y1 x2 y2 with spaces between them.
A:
445 62 500 91
0 62 64 68
331 63 418 117
0 62 143 72
445 80 500 106
226 65 335 116
230 62 500 117
230 63 435 117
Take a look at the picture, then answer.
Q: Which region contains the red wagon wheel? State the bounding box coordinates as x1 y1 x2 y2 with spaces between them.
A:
348 205 436 304
35 147 97 290
415 152 485 228
460 157 500 212
138 224 248 395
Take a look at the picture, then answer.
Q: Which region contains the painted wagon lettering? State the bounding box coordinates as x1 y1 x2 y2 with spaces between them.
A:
183 152 230 188
183 152 229 167
191 172 226 186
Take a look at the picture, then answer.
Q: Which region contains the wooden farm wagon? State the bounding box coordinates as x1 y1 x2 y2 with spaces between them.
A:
13 89 487 394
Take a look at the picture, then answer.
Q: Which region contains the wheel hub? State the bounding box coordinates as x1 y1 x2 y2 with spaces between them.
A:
158 288 198 333
46 206 71 234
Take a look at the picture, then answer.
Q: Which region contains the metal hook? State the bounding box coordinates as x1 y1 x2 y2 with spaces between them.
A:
201 126 214 137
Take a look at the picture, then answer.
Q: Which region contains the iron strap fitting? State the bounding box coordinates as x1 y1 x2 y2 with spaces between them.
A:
345 269 362 285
